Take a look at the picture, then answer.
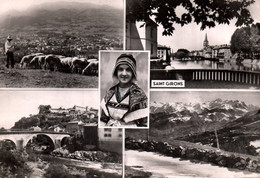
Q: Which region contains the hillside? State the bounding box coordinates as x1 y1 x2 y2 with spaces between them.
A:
0 1 123 60
0 1 123 32
179 109 260 155
12 105 98 130
149 99 260 155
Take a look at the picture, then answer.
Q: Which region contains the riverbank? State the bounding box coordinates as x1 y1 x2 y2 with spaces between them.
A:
28 153 122 178
125 150 260 178
51 148 122 163
0 147 122 177
125 137 260 173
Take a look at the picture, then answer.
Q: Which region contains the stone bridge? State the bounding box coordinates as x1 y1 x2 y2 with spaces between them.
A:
0 131 72 150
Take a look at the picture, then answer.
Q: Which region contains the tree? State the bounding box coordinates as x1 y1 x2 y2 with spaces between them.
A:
0 127 6 131
230 27 251 55
175 48 190 59
230 23 260 60
12 116 39 130
250 23 260 59
38 105 51 114
127 0 255 35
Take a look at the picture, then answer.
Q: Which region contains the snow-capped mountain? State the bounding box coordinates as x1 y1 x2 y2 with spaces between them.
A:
150 99 258 123
150 99 259 139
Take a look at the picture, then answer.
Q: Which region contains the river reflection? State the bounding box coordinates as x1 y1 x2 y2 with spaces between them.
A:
171 60 260 72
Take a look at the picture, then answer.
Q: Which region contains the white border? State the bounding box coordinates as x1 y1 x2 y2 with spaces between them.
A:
123 0 126 51
150 88 260 92
0 88 98 91
122 128 125 178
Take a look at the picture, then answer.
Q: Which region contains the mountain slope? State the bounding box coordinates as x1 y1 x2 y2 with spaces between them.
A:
150 99 260 155
0 1 123 60
150 99 259 137
0 1 123 31
179 110 260 155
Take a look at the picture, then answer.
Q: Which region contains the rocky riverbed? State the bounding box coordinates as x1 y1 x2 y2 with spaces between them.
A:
125 150 260 178
25 148 122 178
51 147 122 163
126 137 260 173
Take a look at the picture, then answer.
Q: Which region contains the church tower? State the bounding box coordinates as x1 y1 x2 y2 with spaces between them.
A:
203 33 209 49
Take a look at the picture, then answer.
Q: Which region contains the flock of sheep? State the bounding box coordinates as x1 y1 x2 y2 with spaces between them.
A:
19 53 98 76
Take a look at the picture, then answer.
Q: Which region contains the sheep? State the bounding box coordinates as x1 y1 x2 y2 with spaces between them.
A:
37 55 47 69
60 57 73 73
29 54 47 69
43 54 62 71
82 60 98 76
71 57 88 74
20 53 43 69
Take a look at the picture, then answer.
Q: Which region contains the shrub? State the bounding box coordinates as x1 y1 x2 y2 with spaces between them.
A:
0 149 31 177
44 164 71 178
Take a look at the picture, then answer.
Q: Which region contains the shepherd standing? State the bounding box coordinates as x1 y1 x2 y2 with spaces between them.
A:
4 35 15 68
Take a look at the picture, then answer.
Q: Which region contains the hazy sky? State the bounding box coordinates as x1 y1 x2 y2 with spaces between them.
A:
0 90 98 129
0 0 123 15
151 90 260 107
158 1 260 52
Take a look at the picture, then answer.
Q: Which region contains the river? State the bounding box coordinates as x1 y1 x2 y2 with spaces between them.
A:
171 59 260 72
250 140 260 154
125 150 260 178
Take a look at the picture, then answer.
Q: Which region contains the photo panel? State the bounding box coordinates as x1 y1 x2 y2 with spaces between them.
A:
0 89 123 177
125 0 260 89
99 50 150 128
0 0 124 88
125 90 260 177
2 0 260 178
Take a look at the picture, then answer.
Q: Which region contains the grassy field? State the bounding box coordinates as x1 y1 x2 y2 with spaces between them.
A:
0 57 98 88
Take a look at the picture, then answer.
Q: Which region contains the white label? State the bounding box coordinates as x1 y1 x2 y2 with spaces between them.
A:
151 80 185 88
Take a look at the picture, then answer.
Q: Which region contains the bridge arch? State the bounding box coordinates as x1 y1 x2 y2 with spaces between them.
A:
61 136 70 147
0 139 16 150
24 134 54 148
0 131 71 151
25 134 55 153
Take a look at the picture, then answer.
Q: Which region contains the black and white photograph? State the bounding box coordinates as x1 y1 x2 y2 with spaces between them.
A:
1 0 260 177
126 0 260 89
125 90 260 177
99 51 149 128
0 0 123 88
0 90 122 178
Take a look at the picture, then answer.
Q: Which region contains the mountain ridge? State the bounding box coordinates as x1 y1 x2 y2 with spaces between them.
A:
0 1 123 30
150 99 259 138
